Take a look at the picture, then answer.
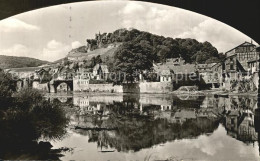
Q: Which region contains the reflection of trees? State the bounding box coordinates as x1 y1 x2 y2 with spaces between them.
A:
83 116 219 152
72 97 219 152
71 94 259 153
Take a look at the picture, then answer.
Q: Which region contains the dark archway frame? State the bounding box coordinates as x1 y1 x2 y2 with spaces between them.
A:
0 0 259 43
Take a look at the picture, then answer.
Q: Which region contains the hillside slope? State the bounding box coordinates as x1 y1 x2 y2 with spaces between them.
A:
0 55 49 69
67 43 120 60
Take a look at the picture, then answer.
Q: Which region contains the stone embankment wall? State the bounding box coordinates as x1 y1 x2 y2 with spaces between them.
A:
139 82 173 93
123 83 140 93
123 82 172 93
74 81 123 93
32 81 49 92
74 81 173 93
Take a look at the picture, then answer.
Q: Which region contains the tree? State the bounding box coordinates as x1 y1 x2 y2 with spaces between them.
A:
95 55 102 64
90 56 96 68
0 69 16 109
114 41 153 82
157 45 171 62
72 62 79 72
205 57 221 64
14 88 44 111
63 58 71 66
195 51 209 63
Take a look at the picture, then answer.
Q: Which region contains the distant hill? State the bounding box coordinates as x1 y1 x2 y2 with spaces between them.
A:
0 55 50 69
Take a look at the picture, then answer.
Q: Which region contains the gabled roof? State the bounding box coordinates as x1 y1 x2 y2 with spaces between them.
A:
196 63 216 69
225 41 256 54
225 53 237 59
211 62 222 68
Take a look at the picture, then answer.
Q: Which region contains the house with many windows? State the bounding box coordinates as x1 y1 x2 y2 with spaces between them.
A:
195 63 216 73
225 41 257 70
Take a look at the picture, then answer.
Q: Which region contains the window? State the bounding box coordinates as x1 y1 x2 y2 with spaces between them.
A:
231 118 235 124
230 59 234 70
230 64 234 70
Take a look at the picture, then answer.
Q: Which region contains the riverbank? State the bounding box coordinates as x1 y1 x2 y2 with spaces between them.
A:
201 89 258 97
44 89 258 98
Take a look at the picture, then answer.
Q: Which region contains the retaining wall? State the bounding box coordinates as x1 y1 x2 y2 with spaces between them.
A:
32 81 49 91
74 80 123 93
139 82 173 93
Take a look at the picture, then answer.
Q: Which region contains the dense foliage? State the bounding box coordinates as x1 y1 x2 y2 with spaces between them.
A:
0 69 16 108
67 28 225 79
113 40 155 81
110 28 223 64
90 28 221 80
0 70 69 159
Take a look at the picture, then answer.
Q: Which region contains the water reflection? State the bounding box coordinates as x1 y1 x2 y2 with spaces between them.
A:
46 93 260 160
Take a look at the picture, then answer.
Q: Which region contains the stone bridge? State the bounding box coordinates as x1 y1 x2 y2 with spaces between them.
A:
49 79 73 93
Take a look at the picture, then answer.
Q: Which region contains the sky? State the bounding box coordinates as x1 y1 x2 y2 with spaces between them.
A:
0 1 257 61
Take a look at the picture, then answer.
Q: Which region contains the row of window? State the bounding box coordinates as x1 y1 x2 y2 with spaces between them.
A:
77 80 89 85
235 46 254 53
161 76 171 82
237 52 258 60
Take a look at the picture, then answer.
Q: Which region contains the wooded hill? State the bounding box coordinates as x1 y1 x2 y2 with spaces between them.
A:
69 28 225 67
0 55 49 69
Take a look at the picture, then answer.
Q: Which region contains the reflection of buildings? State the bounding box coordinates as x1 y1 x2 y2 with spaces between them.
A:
239 110 257 141
73 97 104 115
172 109 196 124
225 109 258 142
202 96 258 111
139 94 172 106
73 95 123 107
66 93 259 153
73 96 90 108
73 95 125 116
200 96 216 108
254 107 260 154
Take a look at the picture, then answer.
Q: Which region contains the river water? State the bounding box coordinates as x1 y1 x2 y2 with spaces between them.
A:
43 93 260 161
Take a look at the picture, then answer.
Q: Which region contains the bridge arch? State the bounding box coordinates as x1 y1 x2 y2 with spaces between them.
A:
49 80 73 93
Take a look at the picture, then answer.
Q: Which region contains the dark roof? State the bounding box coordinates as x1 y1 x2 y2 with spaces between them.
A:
196 63 216 69
211 62 222 68
154 63 196 74
225 53 238 59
